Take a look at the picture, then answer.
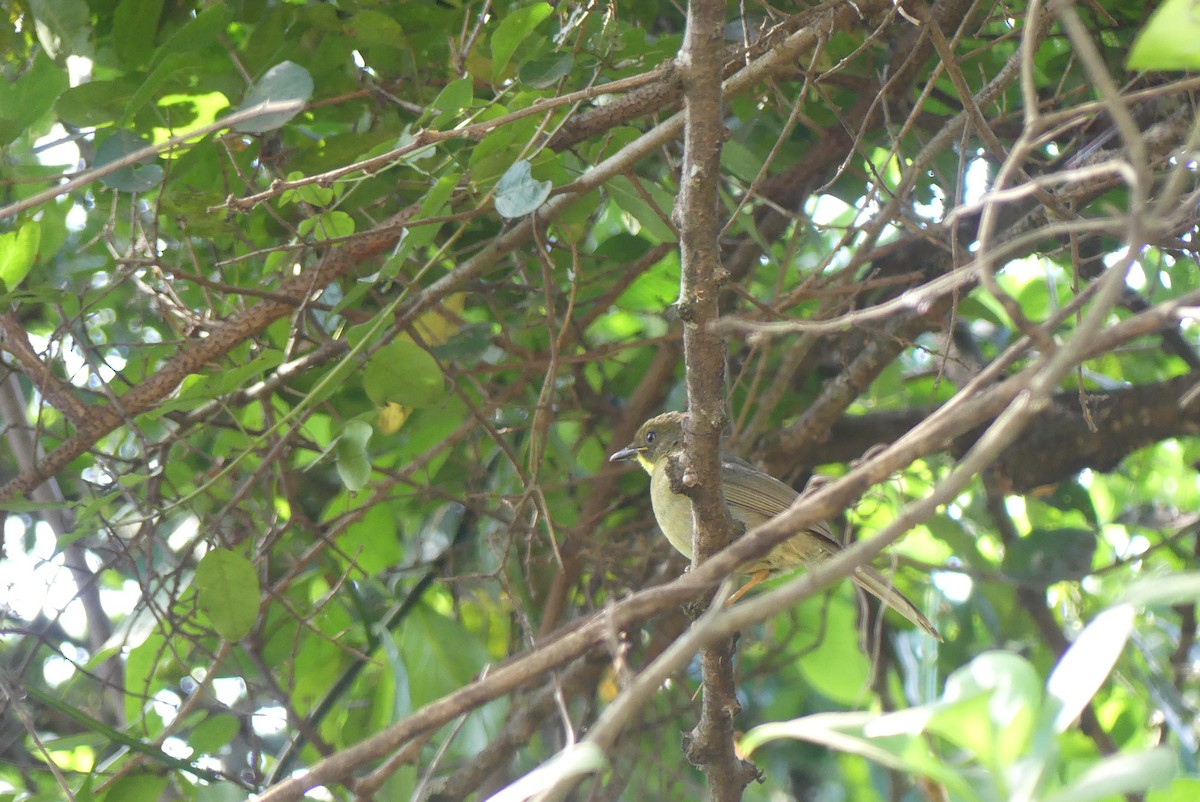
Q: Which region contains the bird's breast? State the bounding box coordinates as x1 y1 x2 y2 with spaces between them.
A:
649 462 779 563
649 464 695 560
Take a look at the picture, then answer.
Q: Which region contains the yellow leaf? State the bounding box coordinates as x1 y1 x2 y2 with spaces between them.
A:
412 293 466 347
377 402 411 434
597 664 620 703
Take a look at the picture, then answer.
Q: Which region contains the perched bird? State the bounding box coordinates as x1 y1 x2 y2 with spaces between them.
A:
610 412 940 640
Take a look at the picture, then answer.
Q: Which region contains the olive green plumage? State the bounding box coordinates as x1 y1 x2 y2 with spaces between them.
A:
611 412 940 640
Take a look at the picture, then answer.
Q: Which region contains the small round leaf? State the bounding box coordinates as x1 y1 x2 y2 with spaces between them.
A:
234 61 313 133
336 419 373 491
194 548 259 641
495 159 551 219
95 131 163 192
363 340 445 408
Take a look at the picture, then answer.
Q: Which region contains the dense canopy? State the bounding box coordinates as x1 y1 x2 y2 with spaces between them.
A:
2 1 1200 800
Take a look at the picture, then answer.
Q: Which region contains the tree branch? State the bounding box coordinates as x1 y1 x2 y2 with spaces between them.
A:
676 0 759 796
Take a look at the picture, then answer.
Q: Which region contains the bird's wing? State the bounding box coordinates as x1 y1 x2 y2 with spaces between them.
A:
719 457 842 544
719 458 797 515
852 564 942 640
721 455 942 640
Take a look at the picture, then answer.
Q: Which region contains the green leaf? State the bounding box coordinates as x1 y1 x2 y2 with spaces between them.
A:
796 593 872 704
125 631 170 725
494 159 552 219
431 323 494 362
377 172 461 279
490 2 553 83
95 131 164 193
399 604 492 708
1045 748 1176 802
102 773 168 802
0 51 68 145
123 51 201 122
233 61 313 133
363 341 446 408
1148 778 1200 802
931 651 1041 766
468 122 518 177
142 352 283 420
280 172 335 206
741 711 979 801
1123 572 1200 607
431 76 474 113
26 0 89 59
721 137 764 184
0 221 41 292
114 0 163 67
1128 0 1200 71
1042 480 1099 526
607 175 676 242
519 52 573 87
151 4 231 65
55 77 140 127
188 713 241 754
194 548 260 641
345 10 406 47
336 419 373 492
336 503 402 575
23 680 223 782
298 210 355 240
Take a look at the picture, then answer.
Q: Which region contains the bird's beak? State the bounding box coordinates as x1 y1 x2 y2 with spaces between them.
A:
609 445 639 463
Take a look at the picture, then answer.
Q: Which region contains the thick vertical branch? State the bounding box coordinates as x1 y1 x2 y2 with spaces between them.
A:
676 0 729 574
676 0 759 797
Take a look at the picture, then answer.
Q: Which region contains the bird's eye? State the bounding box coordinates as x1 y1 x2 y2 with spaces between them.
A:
645 431 656 444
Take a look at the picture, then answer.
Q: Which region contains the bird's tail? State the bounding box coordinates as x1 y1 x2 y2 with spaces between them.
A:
852 565 941 641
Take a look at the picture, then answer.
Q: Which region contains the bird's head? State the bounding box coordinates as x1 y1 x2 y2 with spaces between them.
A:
609 411 686 475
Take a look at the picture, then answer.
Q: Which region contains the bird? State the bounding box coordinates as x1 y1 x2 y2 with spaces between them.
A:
610 411 940 640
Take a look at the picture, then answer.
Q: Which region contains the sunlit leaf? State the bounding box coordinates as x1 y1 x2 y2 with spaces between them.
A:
796 593 871 704
741 711 980 801
486 743 608 802
931 651 1041 766
0 221 40 291
1046 604 1135 734
1045 747 1176 802
1123 572 1200 607
413 294 467 347
26 0 89 59
1128 0 1200 70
